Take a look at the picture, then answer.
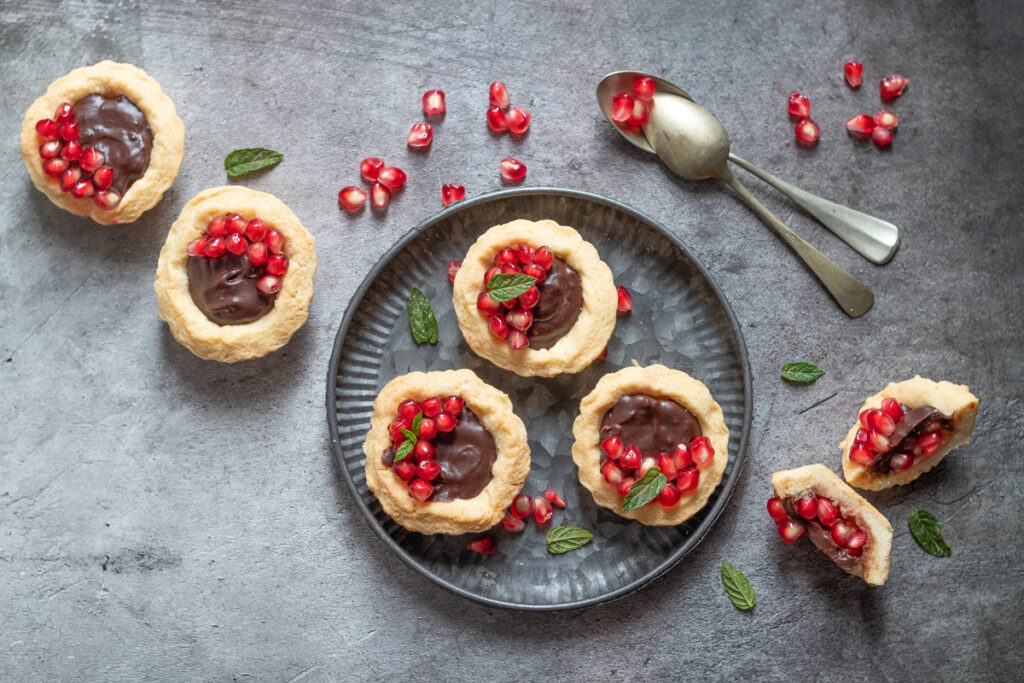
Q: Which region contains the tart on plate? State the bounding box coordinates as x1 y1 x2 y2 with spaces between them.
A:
20 60 184 224
363 369 530 535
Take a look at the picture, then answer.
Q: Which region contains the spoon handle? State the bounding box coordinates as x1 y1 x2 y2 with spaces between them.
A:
728 154 900 265
718 169 874 318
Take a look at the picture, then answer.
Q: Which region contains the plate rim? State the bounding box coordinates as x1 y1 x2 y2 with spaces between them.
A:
326 186 752 611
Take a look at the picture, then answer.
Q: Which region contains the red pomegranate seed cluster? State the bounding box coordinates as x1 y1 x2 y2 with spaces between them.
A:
387 395 465 502
609 76 657 132
599 435 715 508
483 486 567 553
767 493 869 555
338 157 407 214
848 398 943 473
787 91 820 146
35 102 121 210
846 108 900 147
486 81 531 135
187 214 288 295
475 242 556 350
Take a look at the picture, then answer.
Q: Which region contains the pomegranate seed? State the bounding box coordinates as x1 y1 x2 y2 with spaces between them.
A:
633 77 656 102
377 166 407 189
54 102 73 122
39 140 62 159
206 216 228 237
843 61 864 88
506 106 531 135
408 479 434 501
626 99 649 126
225 214 247 234
247 241 268 266
795 495 818 520
420 397 442 418
514 242 535 264
442 396 463 416
616 285 633 314
601 436 623 459
874 109 899 130
517 286 540 309
494 247 518 267
416 459 441 481
620 444 642 470
866 409 896 436
225 232 247 257
338 186 367 212
70 179 95 199
637 456 657 479
477 291 503 315
601 459 624 486
434 411 457 433
672 443 692 470
500 263 520 276
778 519 806 543
830 521 856 547
88 165 112 189
266 253 289 276
767 497 788 521
393 460 416 482
60 140 82 162
500 512 526 532
360 157 384 183
846 114 876 136
657 483 681 508
58 119 79 141
518 264 544 284
868 430 890 453
418 418 437 441
488 314 509 340
534 246 554 270
36 119 58 139
847 529 868 550
389 419 410 442
871 126 893 147
795 118 820 145
691 436 714 467
914 431 943 458
422 89 446 115
880 74 909 101
788 91 811 118
78 146 104 173
407 122 433 148
466 535 496 555
853 428 871 445
188 236 209 257
617 477 636 497
505 309 533 331
486 106 508 132
42 157 68 177
532 497 553 524
677 466 699 493
370 182 391 210
397 399 421 422
510 493 532 519
59 166 81 192
657 453 678 480
849 445 875 467
489 81 510 109
881 397 904 422
93 188 121 211
256 275 281 295
441 183 465 206
543 490 565 508
817 498 840 526
204 237 226 258
890 453 914 471
611 92 634 122
506 329 530 351
847 546 864 558
500 157 527 182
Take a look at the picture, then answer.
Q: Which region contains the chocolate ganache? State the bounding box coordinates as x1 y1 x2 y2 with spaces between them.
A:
383 408 497 501
599 394 702 457
528 257 583 350
872 405 953 473
187 253 276 325
782 498 861 572
72 93 153 195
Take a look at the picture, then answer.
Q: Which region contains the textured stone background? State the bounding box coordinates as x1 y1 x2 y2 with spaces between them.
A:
2 0 1022 680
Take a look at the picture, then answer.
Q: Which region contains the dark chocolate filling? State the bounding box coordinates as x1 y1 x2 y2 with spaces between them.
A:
382 408 497 501
599 394 702 458
72 93 153 195
872 404 954 474
528 257 583 350
782 498 862 572
187 253 276 325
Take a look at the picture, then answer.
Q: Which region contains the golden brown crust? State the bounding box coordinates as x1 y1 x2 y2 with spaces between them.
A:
571 364 729 525
363 370 530 535
840 376 979 490
20 61 185 225
154 186 316 363
452 218 617 377
771 464 892 586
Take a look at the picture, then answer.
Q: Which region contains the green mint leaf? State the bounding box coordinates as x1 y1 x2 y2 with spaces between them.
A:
908 510 951 557
781 362 825 384
407 287 439 344
409 412 423 435
399 428 417 442
486 273 538 303
392 413 422 463
224 147 283 178
546 525 594 555
720 561 757 611
393 438 414 463
621 467 667 511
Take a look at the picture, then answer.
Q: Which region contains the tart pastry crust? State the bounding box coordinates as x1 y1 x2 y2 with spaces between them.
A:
572 365 729 525
452 218 617 377
363 369 530 535
840 376 979 490
20 60 185 225
771 464 892 586
154 186 316 362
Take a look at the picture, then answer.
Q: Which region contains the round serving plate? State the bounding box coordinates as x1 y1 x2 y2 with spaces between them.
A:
326 187 751 611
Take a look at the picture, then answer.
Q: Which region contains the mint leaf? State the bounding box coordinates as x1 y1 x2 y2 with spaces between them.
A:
393 439 414 463
486 273 537 303
224 147 283 178
909 510 951 557
546 525 594 555
721 561 757 611
392 413 422 463
781 362 825 384
407 287 439 344
621 467 667 511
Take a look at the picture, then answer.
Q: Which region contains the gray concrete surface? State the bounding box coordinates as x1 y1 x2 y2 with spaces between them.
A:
2 0 1022 680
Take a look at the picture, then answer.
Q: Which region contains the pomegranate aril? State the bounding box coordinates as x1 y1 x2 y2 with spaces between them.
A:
626 99 649 126
672 443 692 470
70 179 95 199
266 253 289 276
418 418 437 441
247 241 268 267
206 215 228 237
58 119 79 141
39 140 62 159
534 246 554 270
796 495 818 520
880 74 909 101
874 109 899 130
422 89 446 115
441 183 465 206
847 546 864 558
616 285 633 314
187 237 207 257
881 397 905 422
544 490 566 508
91 165 113 189
788 91 811 118
36 119 58 139
486 106 508 132
510 493 532 519
637 456 657 479
483 267 504 288
409 478 434 502
611 92 634 122
225 232 248 257
601 435 623 459
434 411 457 433
795 118 820 144
871 125 893 147
377 166 407 190
854 428 871 445
620 444 642 470
846 529 868 550
843 61 864 88
516 242 536 264
60 140 82 162
488 314 509 340
866 409 896 437
914 431 943 458
657 453 678 480
677 466 699 493
360 157 384 183
849 445 876 467
633 77 656 102
477 291 503 315
617 477 636 497
657 483 681 508
338 186 367 212
397 399 421 422
846 114 876 136
520 264 546 284
518 286 540 309
407 122 433 148
601 459 624 486
500 263 520 275
507 329 530 350
79 146 105 173
393 460 416 482
778 519 806 543
416 459 441 481
867 430 890 453
467 535 496 555
691 436 714 467
494 247 518 267
204 236 227 258
445 259 462 283
59 166 82 192
506 106 531 135
489 81 510 109
42 157 69 177
387 417 408 442
767 496 788 521
256 275 281 295
93 189 121 210
830 521 856 547
420 397 443 418
816 497 840 526
370 183 391 210
54 102 74 122
890 452 914 471
442 395 464 416
500 157 527 182
500 512 526 533
225 214 246 234
532 497 553 524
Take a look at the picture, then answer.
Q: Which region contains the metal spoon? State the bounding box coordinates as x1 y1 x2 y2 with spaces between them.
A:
597 71 885 318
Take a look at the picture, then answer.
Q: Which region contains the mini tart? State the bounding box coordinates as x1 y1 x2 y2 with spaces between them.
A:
572 364 729 525
840 376 979 491
20 60 185 225
363 369 530 535
452 218 617 377
770 464 892 586
154 186 316 363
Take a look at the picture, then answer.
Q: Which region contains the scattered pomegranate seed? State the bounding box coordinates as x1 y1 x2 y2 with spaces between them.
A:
601 459 624 486
500 157 527 182
445 260 462 283
486 106 508 132
879 74 909 102
39 140 62 159
656 453 678 480
676 466 699 493
767 497 788 521
407 122 433 148
846 114 876 136
532 497 553 524
441 183 465 206
418 418 437 441
795 495 818 520
657 483 681 508
393 460 416 481
70 179 95 199
544 490 566 508
510 493 532 519
247 241 268 266
795 118 820 145
880 398 904 423
871 126 893 147
778 519 806 543
626 99 649 126
620 444 642 470
611 92 634 122
788 91 811 118
93 189 121 210
874 109 899 130
467 535 497 555
36 119 58 139
370 182 391 210
816 498 839 526
256 275 281 295
500 512 526 532
672 443 692 470
60 140 82 162
601 435 623 459
225 233 247 257
422 89 446 115
616 286 633 314
617 477 636 497
338 186 367 212
79 146 104 173
691 436 714 467
506 106 531 135
843 61 864 88
377 166 407 190
360 157 384 182
633 77 656 102
489 81 510 109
